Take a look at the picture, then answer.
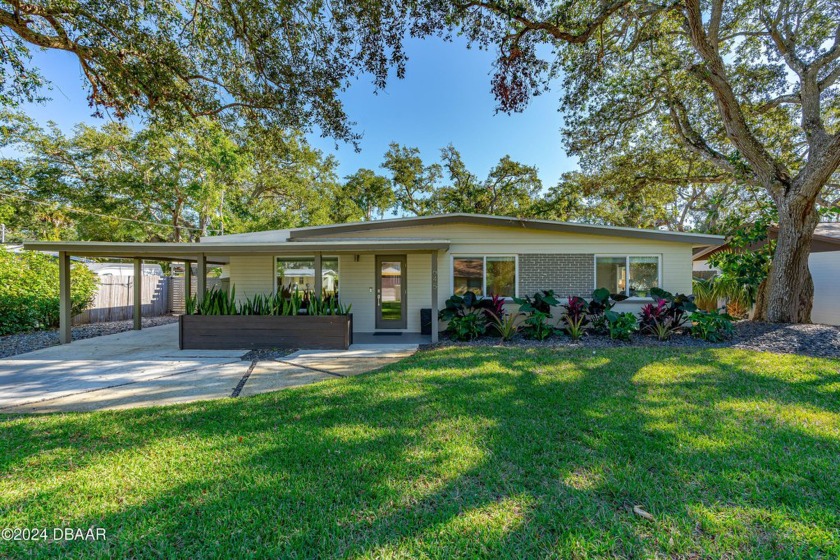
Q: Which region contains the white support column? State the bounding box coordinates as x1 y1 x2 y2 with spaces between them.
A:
58 251 72 344
133 258 142 330
196 254 207 303
314 252 323 298
431 251 439 343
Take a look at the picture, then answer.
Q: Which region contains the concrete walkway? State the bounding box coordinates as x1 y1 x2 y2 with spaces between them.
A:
0 324 417 414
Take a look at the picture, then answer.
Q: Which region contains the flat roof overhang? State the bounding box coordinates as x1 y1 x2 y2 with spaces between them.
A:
22 239 451 260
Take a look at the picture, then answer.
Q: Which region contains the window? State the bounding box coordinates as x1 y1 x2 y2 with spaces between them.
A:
276 256 339 297
453 256 516 298
595 255 660 298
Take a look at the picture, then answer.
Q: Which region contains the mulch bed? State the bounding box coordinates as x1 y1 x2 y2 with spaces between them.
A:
426 321 840 360
0 315 180 359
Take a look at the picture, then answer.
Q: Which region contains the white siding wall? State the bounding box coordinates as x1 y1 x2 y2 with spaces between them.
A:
810 252 840 325
324 224 695 310
225 223 698 332
228 255 274 304
337 253 434 333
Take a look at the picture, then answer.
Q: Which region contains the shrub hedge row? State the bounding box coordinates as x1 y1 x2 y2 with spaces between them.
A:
0 248 98 336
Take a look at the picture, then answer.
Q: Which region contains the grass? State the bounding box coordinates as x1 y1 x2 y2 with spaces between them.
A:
1 346 839 558
380 301 402 321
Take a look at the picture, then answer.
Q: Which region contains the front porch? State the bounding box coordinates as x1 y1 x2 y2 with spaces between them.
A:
23 238 450 347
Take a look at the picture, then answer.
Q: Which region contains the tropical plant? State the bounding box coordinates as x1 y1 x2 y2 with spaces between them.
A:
560 296 589 341
639 300 678 341
308 296 352 316
486 310 525 342
523 311 553 341
604 311 638 341
587 288 629 333
446 310 488 341
648 288 697 328
513 290 560 315
190 286 238 316
689 311 735 342
692 278 719 313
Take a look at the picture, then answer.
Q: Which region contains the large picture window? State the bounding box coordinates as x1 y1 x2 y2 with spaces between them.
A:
276 257 339 297
595 255 659 298
453 256 516 298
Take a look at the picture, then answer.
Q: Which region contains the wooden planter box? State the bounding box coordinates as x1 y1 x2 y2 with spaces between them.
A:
179 314 353 350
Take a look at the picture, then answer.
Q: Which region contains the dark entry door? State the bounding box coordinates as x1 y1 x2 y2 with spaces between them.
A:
375 255 407 329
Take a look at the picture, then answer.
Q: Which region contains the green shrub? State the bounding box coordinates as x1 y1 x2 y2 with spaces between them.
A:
446 311 488 341
689 310 735 342
523 310 554 341
486 310 524 341
587 288 629 333
604 311 638 341
0 248 98 335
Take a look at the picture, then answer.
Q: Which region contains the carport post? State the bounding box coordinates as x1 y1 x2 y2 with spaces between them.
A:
133 258 142 330
184 261 192 302
431 251 438 343
196 253 207 304
58 251 72 344
314 252 323 297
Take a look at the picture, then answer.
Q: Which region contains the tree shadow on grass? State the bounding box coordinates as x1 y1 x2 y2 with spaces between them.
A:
1 346 838 558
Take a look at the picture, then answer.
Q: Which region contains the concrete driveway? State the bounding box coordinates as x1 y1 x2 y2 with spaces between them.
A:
0 323 417 414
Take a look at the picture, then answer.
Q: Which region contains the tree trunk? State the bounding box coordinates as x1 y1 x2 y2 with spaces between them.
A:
763 197 819 323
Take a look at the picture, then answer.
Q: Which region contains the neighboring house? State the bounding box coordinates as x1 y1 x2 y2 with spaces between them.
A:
86 262 163 277
24 213 723 343
692 223 840 325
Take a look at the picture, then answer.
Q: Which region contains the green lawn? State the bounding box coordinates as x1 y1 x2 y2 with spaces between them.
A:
1 347 839 558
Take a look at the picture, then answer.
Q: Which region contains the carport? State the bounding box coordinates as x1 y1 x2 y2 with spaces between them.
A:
23 239 446 344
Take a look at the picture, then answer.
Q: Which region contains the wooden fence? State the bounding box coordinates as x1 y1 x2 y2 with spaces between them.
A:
73 275 170 325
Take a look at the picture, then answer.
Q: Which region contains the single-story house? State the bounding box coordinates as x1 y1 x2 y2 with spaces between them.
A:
692 222 840 325
24 213 723 344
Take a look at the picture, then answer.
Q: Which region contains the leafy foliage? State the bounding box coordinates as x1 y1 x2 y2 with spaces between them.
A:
446 311 488 341
513 290 559 315
0 0 428 143
708 217 775 309
689 311 735 342
586 288 629 333
0 112 341 243
604 311 638 342
186 286 349 317
485 310 525 341
560 296 589 340
0 247 97 335
522 311 553 341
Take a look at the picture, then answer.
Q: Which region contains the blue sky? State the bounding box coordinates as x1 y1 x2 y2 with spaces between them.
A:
16 36 577 189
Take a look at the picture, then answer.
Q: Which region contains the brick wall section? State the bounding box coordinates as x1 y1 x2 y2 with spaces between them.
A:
518 254 594 297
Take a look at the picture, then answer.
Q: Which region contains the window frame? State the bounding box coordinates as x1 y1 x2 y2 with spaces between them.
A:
593 254 662 300
274 255 340 295
450 254 519 300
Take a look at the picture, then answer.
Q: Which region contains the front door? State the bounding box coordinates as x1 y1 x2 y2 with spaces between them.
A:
375 255 407 329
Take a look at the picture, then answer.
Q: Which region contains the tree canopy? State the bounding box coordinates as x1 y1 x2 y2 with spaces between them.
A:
0 0 420 142
412 0 840 322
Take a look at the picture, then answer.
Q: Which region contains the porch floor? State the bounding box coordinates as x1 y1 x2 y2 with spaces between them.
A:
353 332 432 346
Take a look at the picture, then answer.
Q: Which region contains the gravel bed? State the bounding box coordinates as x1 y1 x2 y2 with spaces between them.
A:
240 348 297 362
424 321 840 359
0 315 180 359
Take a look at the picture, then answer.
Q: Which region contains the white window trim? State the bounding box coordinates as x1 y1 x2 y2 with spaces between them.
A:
450 254 519 300
274 255 340 295
593 254 662 300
